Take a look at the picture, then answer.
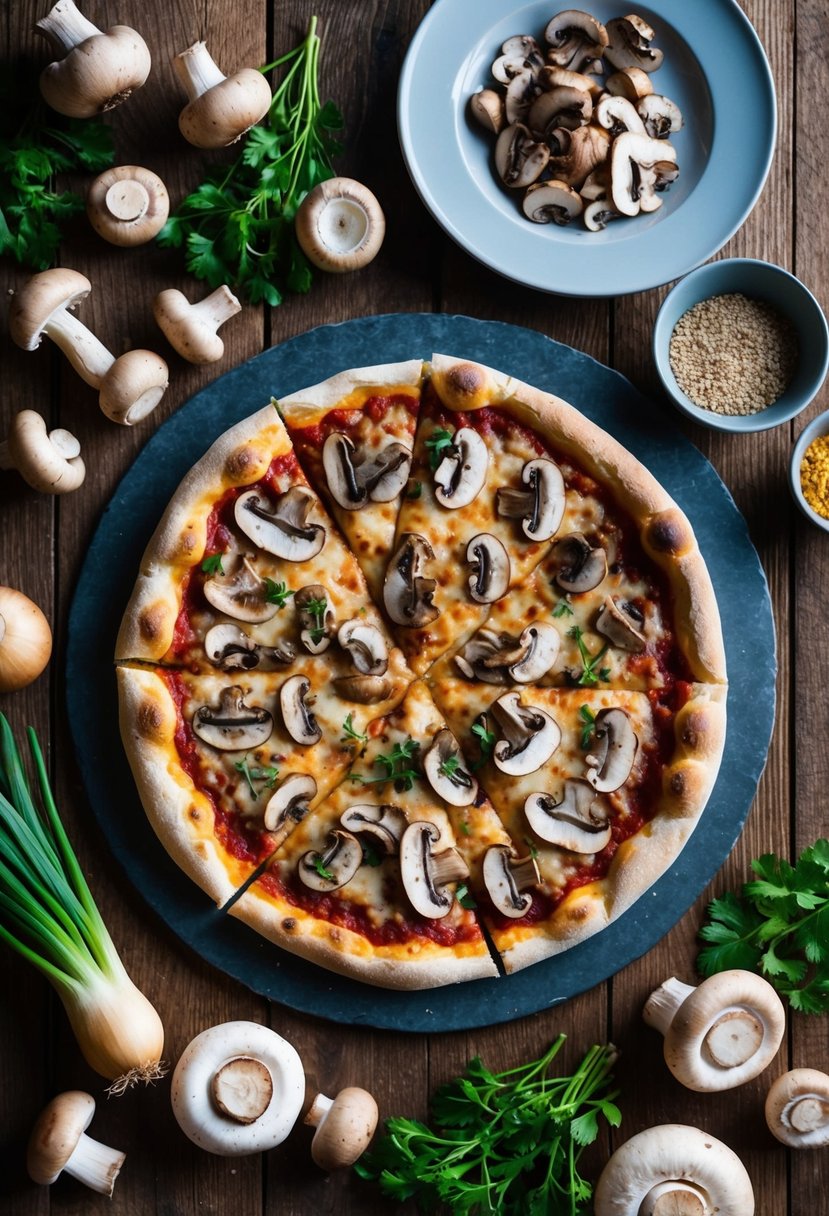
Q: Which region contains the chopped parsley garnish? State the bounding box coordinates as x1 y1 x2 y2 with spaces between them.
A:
341 713 368 746
579 704 597 748
406 480 422 499
470 721 496 769
264 579 294 608
234 756 280 799
552 597 574 618
439 754 462 779
425 427 455 470
305 595 329 643
201 552 225 575
455 883 477 910
350 737 421 792
568 625 610 687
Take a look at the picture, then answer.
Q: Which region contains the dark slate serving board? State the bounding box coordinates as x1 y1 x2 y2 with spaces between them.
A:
66 313 776 1031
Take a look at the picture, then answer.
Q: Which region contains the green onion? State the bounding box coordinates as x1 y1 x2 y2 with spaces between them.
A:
0 715 164 1090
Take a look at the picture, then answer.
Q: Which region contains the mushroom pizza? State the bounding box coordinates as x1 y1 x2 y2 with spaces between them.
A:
116 354 726 989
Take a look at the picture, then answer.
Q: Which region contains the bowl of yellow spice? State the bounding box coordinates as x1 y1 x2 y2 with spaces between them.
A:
790 412 829 532
652 258 829 433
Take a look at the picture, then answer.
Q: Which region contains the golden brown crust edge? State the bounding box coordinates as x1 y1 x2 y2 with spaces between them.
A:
430 353 727 685
278 359 425 427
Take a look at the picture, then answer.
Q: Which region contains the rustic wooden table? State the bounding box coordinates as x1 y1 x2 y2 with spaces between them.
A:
1 1 826 1212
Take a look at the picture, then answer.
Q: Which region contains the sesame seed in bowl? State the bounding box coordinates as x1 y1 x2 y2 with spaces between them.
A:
652 259 829 433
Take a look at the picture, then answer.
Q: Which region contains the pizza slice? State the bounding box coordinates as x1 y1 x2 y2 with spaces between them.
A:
278 361 424 600
429 675 726 972
228 680 506 988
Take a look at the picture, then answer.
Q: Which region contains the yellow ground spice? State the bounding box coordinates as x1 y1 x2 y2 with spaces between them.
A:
800 434 829 519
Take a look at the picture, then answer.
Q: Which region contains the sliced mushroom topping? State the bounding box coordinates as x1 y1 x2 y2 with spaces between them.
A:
483 845 540 918
298 830 362 892
492 35 545 84
279 674 321 746
192 686 273 751
383 533 439 628
494 122 550 188
605 14 664 73
547 122 611 188
544 10 608 69
466 533 511 604
509 623 561 682
234 486 325 561
594 94 646 137
332 673 393 704
637 93 683 139
204 623 295 670
605 66 654 103
528 86 591 136
432 426 489 508
455 623 560 684
522 180 583 225
337 618 389 675
490 691 561 775
399 821 470 919
469 88 506 135
203 554 278 624
595 596 646 652
423 729 478 807
339 803 408 855
610 132 678 217
585 707 637 792
524 779 612 852
504 71 543 126
322 433 411 510
550 533 607 593
496 458 565 543
294 584 334 655
263 773 317 844
583 199 621 231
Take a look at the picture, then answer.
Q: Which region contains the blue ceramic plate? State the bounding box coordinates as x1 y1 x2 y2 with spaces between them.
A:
398 0 776 296
67 314 775 1031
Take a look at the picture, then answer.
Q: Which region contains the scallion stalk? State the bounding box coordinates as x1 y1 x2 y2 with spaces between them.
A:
0 714 164 1091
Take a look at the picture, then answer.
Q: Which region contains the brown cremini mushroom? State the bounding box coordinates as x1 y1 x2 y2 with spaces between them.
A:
86 166 169 246
0 585 53 692
36 0 150 117
305 1087 379 1169
27 1090 125 1195
174 41 272 148
295 178 385 273
0 410 84 494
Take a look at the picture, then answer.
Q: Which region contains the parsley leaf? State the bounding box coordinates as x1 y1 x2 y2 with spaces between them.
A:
579 704 597 748
351 737 420 792
264 579 294 608
567 625 610 687
424 427 455 470
471 720 496 764
697 839 829 1012
455 882 477 910
234 756 279 799
201 552 225 575
552 597 574 618
313 855 334 882
439 754 461 779
341 713 368 746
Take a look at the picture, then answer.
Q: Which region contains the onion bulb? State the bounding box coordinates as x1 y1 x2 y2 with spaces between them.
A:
0 586 52 692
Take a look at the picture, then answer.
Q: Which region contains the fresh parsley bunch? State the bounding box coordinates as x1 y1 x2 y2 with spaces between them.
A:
0 66 114 269
158 16 343 305
355 1036 620 1215
698 839 829 1013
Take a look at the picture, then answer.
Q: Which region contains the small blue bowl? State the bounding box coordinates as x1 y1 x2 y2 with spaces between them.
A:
652 259 829 432
789 408 829 533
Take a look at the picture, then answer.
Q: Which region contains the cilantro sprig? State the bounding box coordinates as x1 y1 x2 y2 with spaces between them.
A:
568 625 610 687
350 737 420 792
304 595 329 644
264 579 294 608
341 713 368 746
552 597 574 619
234 756 279 799
471 721 496 764
698 839 829 1013
355 1036 620 1214
201 552 225 575
578 704 597 748
157 16 343 304
425 427 455 470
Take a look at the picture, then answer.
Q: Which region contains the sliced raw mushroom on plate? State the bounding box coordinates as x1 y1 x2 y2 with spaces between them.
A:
583 199 621 231
524 779 612 851
637 94 683 139
605 65 654 102
547 123 611 187
594 94 646 136
504 71 543 125
263 773 317 845
383 533 438 627
595 596 646 651
399 821 470 919
466 533 510 604
432 426 489 508
494 122 550 188
544 10 608 71
202 554 278 623
550 532 607 592
496 457 566 542
339 803 408 855
482 844 540 918
204 623 294 670
279 674 321 746
610 132 678 217
490 691 561 775
192 686 273 751
605 14 664 73
584 707 637 792
337 618 389 675
527 85 592 136
234 486 325 560
541 65 603 99
469 87 506 135
765 1068 829 1148
522 180 583 226
492 34 545 84
298 830 362 892
423 729 478 806
294 584 334 654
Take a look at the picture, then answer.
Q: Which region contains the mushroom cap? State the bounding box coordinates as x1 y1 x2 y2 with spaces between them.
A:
432 426 489 508
338 618 389 675
86 165 169 246
522 180 584 225
765 1067 829 1148
8 268 92 351
298 830 363 891
153 286 240 364
305 1087 379 1170
0 584 53 692
423 729 478 807
171 1021 304 1155
203 555 278 624
584 707 637 792
490 691 561 775
280 674 322 745
523 780 611 852
593 1124 754 1216
469 88 505 134
295 177 386 273
466 533 511 604
192 685 274 751
482 844 539 918
383 532 438 628
234 487 326 561
178 65 272 148
98 350 169 425
5 409 85 494
399 820 469 918
27 1090 96 1184
39 22 151 118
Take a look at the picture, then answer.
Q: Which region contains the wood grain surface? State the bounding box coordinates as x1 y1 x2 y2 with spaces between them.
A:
0 2 826 1213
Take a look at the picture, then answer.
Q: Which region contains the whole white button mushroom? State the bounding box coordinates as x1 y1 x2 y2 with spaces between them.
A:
0 585 52 692
153 286 242 364
171 1021 304 1155
27 1090 125 1196
593 1124 754 1216
0 410 85 494
86 165 170 246
304 1087 379 1170
765 1067 829 1148
295 178 385 273
173 42 272 149
643 970 785 1091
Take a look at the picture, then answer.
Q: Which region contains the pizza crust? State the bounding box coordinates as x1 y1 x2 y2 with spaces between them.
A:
278 359 424 426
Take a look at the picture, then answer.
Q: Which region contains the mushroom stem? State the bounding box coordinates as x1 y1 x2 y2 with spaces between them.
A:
642 976 696 1035
63 1132 125 1196
105 179 149 223
189 285 243 328
304 1092 334 1127
174 41 227 101
645 1182 706 1214
43 308 114 387
211 1056 274 1124
36 0 101 54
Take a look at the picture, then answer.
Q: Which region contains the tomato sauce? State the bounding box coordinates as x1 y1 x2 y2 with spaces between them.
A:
294 392 418 451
